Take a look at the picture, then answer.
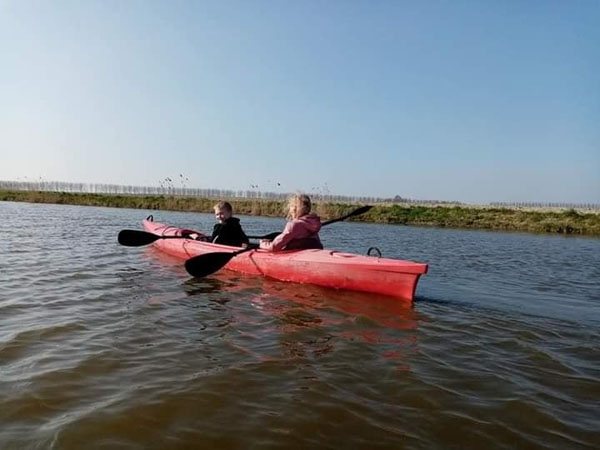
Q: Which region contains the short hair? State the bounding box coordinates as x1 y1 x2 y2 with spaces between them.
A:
287 193 311 219
214 201 233 213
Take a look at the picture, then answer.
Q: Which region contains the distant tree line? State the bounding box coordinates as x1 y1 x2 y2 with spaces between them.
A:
0 179 449 205
2 180 596 209
490 201 600 210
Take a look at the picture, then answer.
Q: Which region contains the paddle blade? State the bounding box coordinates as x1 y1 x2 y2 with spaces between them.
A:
118 230 160 247
321 205 373 226
350 205 373 217
247 231 281 241
185 252 235 278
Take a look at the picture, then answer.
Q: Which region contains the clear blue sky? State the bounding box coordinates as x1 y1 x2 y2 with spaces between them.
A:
1 0 598 203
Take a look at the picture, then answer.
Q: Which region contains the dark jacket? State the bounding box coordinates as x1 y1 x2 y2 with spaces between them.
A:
210 217 249 247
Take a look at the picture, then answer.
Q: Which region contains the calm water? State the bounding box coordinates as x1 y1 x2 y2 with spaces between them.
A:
1 201 599 449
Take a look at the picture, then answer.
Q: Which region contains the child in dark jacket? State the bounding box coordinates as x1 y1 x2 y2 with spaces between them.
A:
211 201 249 247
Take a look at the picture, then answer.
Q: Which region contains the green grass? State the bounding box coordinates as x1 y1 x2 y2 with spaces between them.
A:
360 205 600 235
2 190 599 236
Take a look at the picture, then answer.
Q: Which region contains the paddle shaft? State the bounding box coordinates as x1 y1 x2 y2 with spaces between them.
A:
322 206 372 226
229 245 258 257
247 205 372 240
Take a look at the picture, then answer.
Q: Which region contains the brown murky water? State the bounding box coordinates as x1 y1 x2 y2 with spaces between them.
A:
1 201 599 449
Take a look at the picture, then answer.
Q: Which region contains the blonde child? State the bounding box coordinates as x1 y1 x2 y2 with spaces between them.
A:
260 194 322 251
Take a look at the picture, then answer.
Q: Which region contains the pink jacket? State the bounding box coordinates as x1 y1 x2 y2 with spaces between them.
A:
260 213 323 251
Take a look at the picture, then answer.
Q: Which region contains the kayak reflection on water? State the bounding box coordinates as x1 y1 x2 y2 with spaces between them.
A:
183 271 419 331
182 271 421 367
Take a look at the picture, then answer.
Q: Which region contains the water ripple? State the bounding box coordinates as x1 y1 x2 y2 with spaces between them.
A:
1 202 599 449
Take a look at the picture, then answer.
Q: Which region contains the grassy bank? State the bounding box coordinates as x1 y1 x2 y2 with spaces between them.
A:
2 190 599 236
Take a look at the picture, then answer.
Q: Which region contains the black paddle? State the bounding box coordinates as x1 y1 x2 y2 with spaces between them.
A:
118 229 207 247
246 205 373 240
185 205 373 278
184 244 259 278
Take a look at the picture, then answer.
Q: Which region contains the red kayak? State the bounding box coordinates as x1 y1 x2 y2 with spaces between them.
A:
143 217 428 302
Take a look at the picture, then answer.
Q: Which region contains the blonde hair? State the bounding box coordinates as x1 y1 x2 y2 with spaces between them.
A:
286 194 311 219
214 201 232 213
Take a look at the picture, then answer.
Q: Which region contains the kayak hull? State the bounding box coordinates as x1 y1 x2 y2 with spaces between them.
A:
142 219 428 302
